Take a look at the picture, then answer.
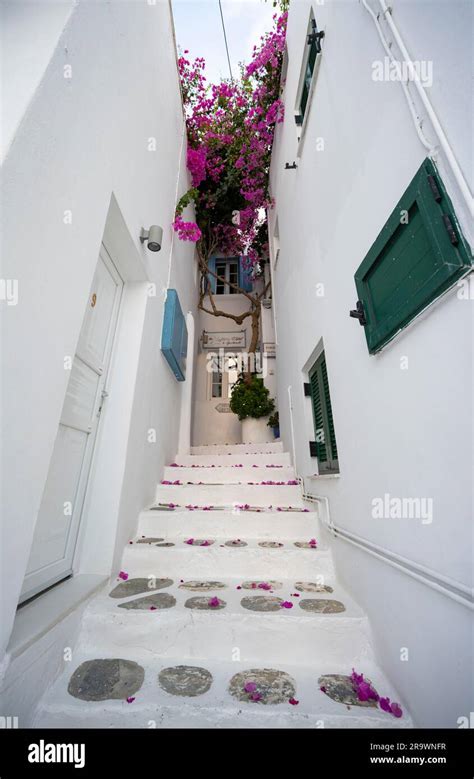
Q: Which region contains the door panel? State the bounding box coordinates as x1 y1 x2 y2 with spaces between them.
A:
21 247 123 602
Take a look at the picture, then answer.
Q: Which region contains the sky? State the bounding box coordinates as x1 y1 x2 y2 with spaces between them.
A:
171 0 277 84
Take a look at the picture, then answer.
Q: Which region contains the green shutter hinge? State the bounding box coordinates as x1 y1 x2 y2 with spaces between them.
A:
349 300 367 326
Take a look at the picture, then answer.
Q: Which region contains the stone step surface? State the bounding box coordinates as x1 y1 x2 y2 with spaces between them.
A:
174 452 291 467
190 442 284 455
162 465 296 483
137 508 319 539
154 483 303 507
121 538 332 579
35 653 411 729
77 576 371 666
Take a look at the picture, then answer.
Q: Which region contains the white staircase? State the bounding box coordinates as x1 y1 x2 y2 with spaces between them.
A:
33 443 411 728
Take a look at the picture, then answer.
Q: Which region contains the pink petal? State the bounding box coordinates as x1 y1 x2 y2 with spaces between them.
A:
288 698 299 706
126 697 135 704
118 571 128 581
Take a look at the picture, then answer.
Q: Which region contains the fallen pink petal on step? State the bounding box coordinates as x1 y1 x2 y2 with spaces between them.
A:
185 538 194 545
379 697 392 712
244 682 257 693
126 697 135 704
281 601 293 609
289 698 299 706
391 702 403 718
208 597 220 607
118 571 128 581
250 692 262 702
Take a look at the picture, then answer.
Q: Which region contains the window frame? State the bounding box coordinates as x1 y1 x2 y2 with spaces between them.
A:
294 10 324 150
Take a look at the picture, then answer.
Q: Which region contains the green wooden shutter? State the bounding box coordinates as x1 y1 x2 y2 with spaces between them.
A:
354 158 472 354
309 352 339 471
321 356 338 462
310 366 328 462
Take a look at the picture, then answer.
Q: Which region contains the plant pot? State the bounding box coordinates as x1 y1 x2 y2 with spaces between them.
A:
241 416 274 444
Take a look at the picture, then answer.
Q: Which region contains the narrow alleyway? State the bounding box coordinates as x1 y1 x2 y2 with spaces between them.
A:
34 442 410 728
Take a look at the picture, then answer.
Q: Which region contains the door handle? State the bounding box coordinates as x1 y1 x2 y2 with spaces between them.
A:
97 389 109 417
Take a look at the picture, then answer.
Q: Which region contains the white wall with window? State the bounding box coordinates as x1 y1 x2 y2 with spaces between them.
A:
269 0 472 727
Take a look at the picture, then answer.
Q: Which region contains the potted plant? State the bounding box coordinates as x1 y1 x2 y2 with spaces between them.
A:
229 374 275 443
267 411 280 439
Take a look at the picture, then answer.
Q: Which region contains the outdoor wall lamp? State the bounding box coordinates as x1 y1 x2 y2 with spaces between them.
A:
140 225 163 252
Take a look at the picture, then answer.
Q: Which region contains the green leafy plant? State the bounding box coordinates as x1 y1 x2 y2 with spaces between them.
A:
267 411 279 428
229 374 275 421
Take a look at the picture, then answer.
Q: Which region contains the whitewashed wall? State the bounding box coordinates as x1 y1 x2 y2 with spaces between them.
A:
1 0 197 664
270 0 472 726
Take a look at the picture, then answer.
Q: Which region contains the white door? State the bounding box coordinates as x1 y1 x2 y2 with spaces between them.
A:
20 246 123 602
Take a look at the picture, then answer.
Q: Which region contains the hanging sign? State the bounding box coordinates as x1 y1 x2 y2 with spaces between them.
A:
203 331 246 349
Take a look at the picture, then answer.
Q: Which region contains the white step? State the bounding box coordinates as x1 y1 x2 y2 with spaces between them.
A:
121 540 333 579
137 508 319 540
174 452 291 467
35 654 412 729
78 578 371 666
155 483 303 507
190 442 284 455
163 465 295 484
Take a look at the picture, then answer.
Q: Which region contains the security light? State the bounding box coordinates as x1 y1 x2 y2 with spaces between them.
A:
140 225 163 252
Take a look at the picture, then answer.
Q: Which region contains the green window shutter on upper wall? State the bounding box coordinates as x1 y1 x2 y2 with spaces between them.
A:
353 158 473 354
309 352 339 473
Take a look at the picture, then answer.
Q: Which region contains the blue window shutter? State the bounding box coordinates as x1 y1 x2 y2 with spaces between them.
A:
161 289 187 381
207 256 216 293
239 256 253 292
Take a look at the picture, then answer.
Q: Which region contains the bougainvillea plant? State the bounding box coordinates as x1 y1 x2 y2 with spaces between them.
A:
172 5 288 379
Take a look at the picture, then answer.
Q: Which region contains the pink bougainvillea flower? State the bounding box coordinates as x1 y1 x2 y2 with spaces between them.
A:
288 698 299 706
208 596 220 607
280 601 293 609
236 585 242 590
258 582 271 590
320 686 327 693
244 681 257 693
250 692 262 702
126 697 135 704
185 538 194 545
118 571 128 581
291 593 300 597
200 540 211 546
150 606 157 611
379 696 392 712
309 538 318 547
287 480 298 485
391 702 403 718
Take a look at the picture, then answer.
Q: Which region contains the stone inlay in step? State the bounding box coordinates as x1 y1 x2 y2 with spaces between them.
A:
158 665 213 697
229 668 296 705
136 537 164 544
318 674 378 708
68 659 144 702
109 577 173 598
240 596 283 612
258 541 284 548
294 541 318 549
154 542 175 547
184 596 226 610
179 580 227 591
299 598 345 614
225 539 248 547
294 581 333 593
118 593 176 610
241 580 282 590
